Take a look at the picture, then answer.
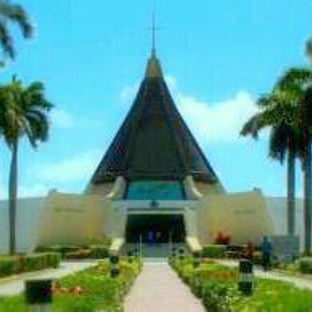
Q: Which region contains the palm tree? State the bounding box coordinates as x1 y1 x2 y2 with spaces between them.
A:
0 0 33 59
0 77 52 254
241 96 299 236
274 67 312 254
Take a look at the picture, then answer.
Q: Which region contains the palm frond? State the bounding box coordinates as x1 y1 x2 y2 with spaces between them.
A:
0 78 52 149
275 67 312 93
240 113 263 139
0 0 33 59
0 20 14 58
269 123 290 163
0 0 33 37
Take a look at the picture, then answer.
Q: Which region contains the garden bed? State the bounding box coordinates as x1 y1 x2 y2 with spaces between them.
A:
170 256 312 312
0 257 142 312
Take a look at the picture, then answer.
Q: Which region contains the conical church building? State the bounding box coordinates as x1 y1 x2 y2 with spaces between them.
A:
0 51 275 255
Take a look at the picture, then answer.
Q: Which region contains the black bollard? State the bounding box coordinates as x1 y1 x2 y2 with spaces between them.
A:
238 259 254 295
25 279 53 311
109 255 120 278
179 248 185 260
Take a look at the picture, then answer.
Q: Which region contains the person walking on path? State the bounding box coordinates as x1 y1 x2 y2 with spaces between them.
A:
261 236 272 271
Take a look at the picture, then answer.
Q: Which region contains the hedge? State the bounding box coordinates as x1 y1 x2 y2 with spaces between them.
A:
298 257 312 274
36 244 110 260
0 253 61 278
202 245 226 259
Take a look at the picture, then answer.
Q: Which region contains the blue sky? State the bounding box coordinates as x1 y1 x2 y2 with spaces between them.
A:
0 0 312 198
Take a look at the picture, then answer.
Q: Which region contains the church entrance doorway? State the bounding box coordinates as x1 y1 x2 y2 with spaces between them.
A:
125 214 186 244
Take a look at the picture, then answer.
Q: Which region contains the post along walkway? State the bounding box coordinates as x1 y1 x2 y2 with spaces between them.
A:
124 261 205 312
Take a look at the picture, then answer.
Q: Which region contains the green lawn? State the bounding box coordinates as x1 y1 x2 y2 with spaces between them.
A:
0 258 142 312
170 257 312 312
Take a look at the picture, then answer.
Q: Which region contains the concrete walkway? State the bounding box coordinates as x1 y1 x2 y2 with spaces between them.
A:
0 261 97 297
124 261 205 312
218 260 312 291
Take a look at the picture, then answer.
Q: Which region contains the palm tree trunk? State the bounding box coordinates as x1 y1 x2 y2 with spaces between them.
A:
303 139 312 255
8 140 18 255
287 149 296 235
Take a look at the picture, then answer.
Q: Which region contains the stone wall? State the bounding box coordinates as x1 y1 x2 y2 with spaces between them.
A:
0 197 46 254
196 190 274 246
36 192 112 247
1 190 305 254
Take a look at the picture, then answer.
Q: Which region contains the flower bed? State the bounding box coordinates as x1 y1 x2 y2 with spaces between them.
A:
0 257 142 312
0 253 61 278
169 257 312 312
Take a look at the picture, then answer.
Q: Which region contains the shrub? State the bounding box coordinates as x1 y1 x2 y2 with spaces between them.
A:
37 244 109 260
298 257 312 274
89 245 109 259
203 245 226 259
201 280 233 312
47 253 61 268
0 253 61 278
170 257 238 311
36 245 80 256
65 250 92 260
0 258 18 277
214 231 232 245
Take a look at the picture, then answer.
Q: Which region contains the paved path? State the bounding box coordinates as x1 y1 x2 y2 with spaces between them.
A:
0 261 97 297
218 260 312 291
124 261 205 312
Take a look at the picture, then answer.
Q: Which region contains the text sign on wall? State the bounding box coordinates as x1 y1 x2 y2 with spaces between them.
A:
271 235 300 262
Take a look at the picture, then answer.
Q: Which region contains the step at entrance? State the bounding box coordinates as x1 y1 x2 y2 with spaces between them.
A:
125 243 188 258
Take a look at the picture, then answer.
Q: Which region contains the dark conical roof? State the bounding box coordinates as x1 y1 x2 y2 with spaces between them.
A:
91 53 220 184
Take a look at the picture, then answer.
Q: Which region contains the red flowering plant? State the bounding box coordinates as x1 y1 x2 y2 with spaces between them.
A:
213 231 232 245
52 283 84 296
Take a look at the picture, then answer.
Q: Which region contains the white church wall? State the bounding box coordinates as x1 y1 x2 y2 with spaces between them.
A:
197 191 274 246
0 197 46 254
265 197 305 249
36 192 112 247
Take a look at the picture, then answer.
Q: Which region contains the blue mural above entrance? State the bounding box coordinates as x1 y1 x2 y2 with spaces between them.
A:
126 181 184 200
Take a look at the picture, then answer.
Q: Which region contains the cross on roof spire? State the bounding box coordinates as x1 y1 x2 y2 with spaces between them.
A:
152 11 156 56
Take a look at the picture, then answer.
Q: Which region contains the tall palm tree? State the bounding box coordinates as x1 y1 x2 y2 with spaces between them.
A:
274 67 312 254
0 77 52 254
0 0 33 59
241 96 299 236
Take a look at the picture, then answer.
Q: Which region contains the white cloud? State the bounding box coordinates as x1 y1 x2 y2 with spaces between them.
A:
18 184 50 198
0 178 49 200
34 149 102 184
177 91 258 143
120 76 259 143
120 84 138 103
165 75 178 92
51 109 75 128
0 149 103 199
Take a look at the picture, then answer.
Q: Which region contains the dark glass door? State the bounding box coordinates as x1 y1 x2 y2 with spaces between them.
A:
126 214 186 243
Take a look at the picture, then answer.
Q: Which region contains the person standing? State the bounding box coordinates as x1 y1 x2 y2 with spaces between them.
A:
147 230 155 246
261 236 272 271
244 241 255 262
